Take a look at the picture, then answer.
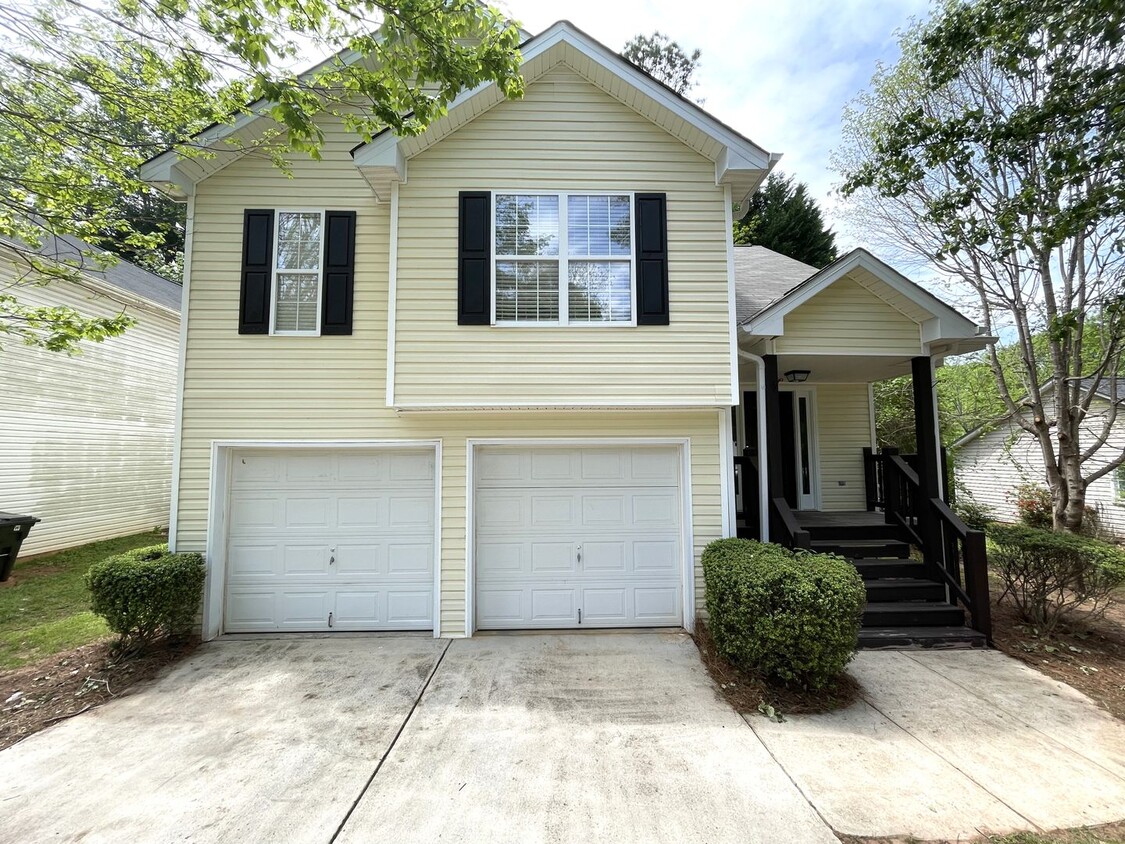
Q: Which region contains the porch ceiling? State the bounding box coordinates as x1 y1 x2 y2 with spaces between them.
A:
738 354 918 384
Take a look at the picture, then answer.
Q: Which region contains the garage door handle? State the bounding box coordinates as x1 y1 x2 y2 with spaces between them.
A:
576 544 582 566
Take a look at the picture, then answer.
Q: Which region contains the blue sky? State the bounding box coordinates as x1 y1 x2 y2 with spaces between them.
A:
501 0 934 245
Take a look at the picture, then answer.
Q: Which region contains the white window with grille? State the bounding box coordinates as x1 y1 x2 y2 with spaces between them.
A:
492 192 635 326
271 210 324 335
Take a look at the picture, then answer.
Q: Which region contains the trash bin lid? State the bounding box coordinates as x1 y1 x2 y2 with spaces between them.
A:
0 512 41 527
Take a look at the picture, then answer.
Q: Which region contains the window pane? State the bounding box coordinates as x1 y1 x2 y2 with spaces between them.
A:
276 212 322 270
275 272 319 332
568 261 631 323
495 194 558 257
568 194 630 258
496 261 559 322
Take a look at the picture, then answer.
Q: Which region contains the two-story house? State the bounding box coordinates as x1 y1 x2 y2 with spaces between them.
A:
141 21 995 645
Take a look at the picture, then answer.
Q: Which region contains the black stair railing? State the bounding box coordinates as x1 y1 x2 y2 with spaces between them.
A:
864 446 952 511
769 497 811 550
882 453 992 640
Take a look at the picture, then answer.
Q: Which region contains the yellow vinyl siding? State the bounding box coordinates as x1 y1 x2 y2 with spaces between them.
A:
775 276 921 356
0 262 178 555
815 384 872 511
393 66 733 407
179 85 729 633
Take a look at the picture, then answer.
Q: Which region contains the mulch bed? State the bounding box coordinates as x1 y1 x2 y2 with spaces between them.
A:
0 638 198 751
989 596 1125 722
692 620 862 718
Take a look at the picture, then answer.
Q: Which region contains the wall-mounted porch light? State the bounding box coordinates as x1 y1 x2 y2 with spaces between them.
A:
784 369 811 383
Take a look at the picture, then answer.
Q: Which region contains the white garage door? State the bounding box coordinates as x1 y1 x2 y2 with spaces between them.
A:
474 445 684 629
224 448 436 632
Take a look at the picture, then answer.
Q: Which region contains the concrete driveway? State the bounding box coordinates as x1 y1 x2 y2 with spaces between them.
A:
2 633 1124 843
0 632 835 844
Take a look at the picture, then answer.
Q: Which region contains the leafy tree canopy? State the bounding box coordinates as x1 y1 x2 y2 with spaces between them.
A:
622 31 701 96
0 0 524 352
734 173 838 268
838 0 1125 531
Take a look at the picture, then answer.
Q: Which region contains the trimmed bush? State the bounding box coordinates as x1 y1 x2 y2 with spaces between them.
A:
988 523 1125 633
85 544 205 647
702 538 866 690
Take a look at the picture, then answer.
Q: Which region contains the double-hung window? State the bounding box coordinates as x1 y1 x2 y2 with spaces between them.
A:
272 210 324 335
493 192 634 325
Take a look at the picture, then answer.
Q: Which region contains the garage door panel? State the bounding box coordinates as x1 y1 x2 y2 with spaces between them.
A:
476 446 680 489
224 448 435 633
388 496 436 528
531 542 577 574
336 497 382 528
229 496 279 529
282 544 330 575
285 497 330 527
531 589 578 623
633 586 680 621
387 543 434 574
474 445 683 631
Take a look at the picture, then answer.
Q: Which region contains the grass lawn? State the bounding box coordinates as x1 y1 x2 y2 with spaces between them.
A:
0 531 166 669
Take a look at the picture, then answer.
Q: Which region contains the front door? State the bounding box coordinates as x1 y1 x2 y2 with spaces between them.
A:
743 389 820 511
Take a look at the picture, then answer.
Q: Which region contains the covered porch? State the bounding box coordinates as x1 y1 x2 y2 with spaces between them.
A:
727 248 995 645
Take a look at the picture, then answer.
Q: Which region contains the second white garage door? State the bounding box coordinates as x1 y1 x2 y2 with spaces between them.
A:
474 445 684 629
224 447 436 633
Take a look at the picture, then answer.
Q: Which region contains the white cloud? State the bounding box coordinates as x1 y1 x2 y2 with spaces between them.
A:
499 0 932 238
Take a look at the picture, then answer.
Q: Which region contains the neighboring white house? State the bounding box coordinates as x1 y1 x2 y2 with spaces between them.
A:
954 379 1125 536
0 235 182 556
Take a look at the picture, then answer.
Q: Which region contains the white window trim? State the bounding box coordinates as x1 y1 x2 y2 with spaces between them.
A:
490 190 637 328
1115 463 1125 504
270 208 326 337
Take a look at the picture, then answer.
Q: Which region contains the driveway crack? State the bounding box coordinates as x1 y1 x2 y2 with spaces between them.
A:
328 639 452 843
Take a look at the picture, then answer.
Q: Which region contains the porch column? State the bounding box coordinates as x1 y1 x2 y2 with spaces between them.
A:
762 354 784 503
912 355 943 569
911 356 942 501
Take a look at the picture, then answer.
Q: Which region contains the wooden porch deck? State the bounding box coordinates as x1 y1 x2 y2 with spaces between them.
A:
794 510 885 529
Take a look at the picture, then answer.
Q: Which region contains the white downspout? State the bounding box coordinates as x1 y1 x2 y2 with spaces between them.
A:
737 349 770 543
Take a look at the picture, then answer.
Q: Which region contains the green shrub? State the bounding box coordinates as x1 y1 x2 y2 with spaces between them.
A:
987 523 1125 633
85 545 205 647
1007 481 1099 534
954 489 994 531
702 538 866 690
1009 482 1053 529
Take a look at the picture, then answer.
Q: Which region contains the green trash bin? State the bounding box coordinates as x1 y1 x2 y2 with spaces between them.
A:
0 512 41 581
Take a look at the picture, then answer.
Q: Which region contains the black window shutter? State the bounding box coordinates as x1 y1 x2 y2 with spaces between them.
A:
321 210 357 335
458 191 491 325
634 193 670 325
239 209 274 334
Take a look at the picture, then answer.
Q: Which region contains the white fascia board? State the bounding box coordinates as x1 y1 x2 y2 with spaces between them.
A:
352 20 774 175
741 248 983 341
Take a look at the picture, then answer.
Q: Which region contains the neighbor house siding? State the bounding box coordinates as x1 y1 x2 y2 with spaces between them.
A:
392 66 734 407
177 93 726 634
0 262 179 555
815 383 872 511
956 404 1125 537
774 276 922 356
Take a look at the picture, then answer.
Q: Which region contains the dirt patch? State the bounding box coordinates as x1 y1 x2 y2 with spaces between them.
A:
0 637 198 750
837 818 1125 843
990 595 1125 722
692 620 862 718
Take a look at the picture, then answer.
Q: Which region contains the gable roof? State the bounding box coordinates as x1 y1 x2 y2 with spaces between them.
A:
351 21 778 202
738 247 989 355
5 234 182 313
